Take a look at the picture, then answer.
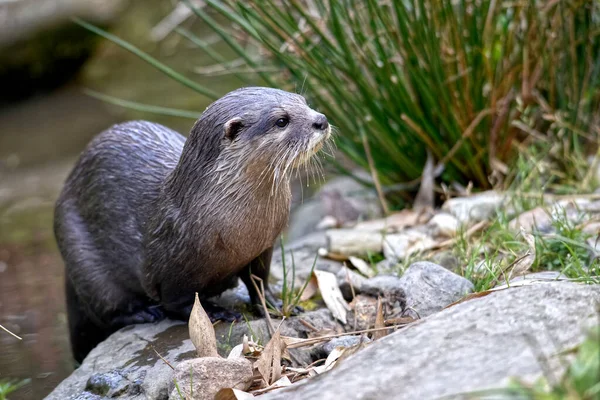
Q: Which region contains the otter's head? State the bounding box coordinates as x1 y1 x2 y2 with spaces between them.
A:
188 87 331 184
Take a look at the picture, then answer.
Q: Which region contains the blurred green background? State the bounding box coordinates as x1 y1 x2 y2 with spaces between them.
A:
0 1 598 399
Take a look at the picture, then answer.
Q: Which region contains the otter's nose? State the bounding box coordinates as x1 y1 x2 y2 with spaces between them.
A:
312 114 329 131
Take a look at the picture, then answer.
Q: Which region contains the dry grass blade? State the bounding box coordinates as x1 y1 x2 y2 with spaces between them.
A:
0 324 22 340
189 292 219 358
255 327 285 386
348 256 375 278
413 149 435 211
313 270 351 324
299 273 318 301
372 297 387 340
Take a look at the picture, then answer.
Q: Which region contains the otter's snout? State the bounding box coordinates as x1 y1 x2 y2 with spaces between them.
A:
312 113 329 131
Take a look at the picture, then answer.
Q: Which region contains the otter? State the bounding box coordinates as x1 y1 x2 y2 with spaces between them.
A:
54 87 330 363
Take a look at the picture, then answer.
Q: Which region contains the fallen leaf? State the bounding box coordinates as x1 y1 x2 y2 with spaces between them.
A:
255 327 285 385
299 274 318 301
372 297 387 340
228 343 244 359
322 346 346 371
189 293 219 358
313 270 351 324
414 149 435 211
215 388 255 400
348 256 375 278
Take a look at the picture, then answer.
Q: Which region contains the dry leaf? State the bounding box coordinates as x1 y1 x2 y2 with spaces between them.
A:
414 149 435 211
228 343 244 359
372 297 387 340
313 270 351 324
348 256 375 278
215 388 255 400
299 274 319 301
255 327 285 385
189 293 219 358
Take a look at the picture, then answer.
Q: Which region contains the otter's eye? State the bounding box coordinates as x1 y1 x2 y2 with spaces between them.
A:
275 117 289 128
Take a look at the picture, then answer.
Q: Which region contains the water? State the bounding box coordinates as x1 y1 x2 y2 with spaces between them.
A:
0 2 243 398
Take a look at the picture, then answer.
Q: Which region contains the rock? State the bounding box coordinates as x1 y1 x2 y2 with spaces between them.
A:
263 282 600 400
270 234 343 288
46 320 195 400
287 172 382 241
382 230 437 261
506 270 568 284
168 357 253 400
508 206 553 233
427 212 460 237
320 335 371 355
336 267 368 301
360 275 404 297
0 0 125 100
398 261 473 317
429 250 461 272
47 310 342 399
326 229 383 257
442 191 506 224
346 295 378 331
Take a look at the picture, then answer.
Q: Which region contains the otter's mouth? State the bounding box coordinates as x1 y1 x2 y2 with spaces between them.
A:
292 126 332 167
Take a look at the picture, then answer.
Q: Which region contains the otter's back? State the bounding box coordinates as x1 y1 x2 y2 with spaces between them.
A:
55 121 186 289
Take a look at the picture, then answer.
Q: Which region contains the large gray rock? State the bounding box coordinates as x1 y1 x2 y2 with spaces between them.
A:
45 320 194 400
45 310 341 399
263 282 600 400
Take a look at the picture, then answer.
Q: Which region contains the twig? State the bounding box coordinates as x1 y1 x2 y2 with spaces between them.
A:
152 347 175 370
284 323 414 349
250 274 276 335
431 220 489 250
0 323 22 340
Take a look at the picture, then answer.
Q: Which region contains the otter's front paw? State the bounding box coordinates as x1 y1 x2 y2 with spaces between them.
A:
112 305 165 326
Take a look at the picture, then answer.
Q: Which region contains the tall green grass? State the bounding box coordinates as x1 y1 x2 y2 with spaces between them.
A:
78 0 600 198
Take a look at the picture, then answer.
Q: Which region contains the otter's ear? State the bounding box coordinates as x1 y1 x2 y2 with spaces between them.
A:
224 117 244 141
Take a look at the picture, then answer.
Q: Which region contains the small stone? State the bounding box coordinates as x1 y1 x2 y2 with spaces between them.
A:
398 261 474 317
428 213 460 237
430 251 460 272
360 275 404 297
346 295 378 331
442 191 506 223
326 229 384 257
508 207 553 233
321 335 371 355
382 230 436 261
508 271 568 284
169 357 253 400
337 267 368 301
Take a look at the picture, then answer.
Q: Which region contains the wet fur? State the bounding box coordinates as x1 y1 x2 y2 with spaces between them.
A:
54 87 329 362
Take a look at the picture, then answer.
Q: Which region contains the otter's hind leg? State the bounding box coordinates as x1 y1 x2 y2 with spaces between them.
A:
57 202 164 361
65 274 110 364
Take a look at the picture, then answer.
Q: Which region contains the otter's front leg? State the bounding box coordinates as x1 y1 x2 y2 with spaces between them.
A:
239 247 278 310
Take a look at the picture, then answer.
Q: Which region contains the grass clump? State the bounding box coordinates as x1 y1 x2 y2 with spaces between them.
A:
0 379 29 400
77 1 600 204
